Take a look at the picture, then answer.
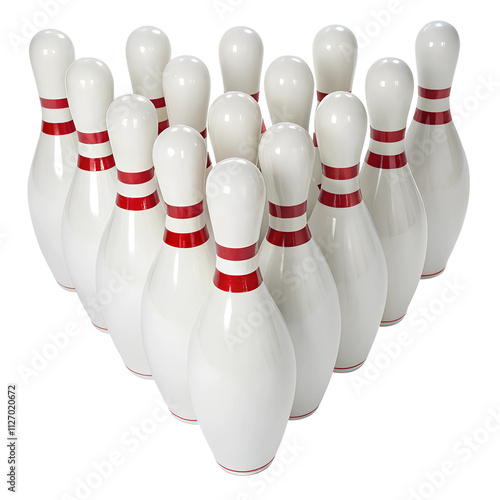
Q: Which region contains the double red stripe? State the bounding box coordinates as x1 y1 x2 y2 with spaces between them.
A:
370 127 405 143
268 201 307 218
322 163 359 180
40 97 69 109
413 109 452 125
117 166 155 184
78 154 115 172
418 86 451 99
213 269 262 293
166 201 203 219
216 242 258 261
115 191 160 210
163 226 209 248
318 189 362 208
42 120 76 135
365 151 407 169
266 226 312 247
78 130 110 144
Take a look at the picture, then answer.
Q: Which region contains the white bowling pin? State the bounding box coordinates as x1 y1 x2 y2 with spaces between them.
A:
312 25 357 188
219 26 266 134
264 56 319 218
142 125 215 422
360 58 427 326
63 58 116 332
97 95 165 378
406 21 469 278
126 26 171 134
28 29 77 291
258 123 340 419
309 92 387 372
188 158 296 475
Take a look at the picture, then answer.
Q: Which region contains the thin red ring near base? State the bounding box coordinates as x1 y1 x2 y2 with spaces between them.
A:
218 456 275 474
335 360 366 371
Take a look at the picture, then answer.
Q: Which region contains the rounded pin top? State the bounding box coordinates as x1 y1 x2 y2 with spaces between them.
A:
259 123 314 206
66 58 114 133
313 25 357 94
106 94 157 172
365 58 414 132
415 20 460 89
126 26 171 98
29 29 75 99
208 91 262 164
206 158 265 248
162 56 211 132
264 56 314 130
153 125 206 206
219 26 264 95
315 92 367 167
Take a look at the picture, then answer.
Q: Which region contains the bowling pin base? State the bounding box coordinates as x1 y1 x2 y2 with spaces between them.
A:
380 314 406 327
289 406 319 420
421 267 446 279
92 322 108 333
57 281 75 292
170 411 197 425
218 457 275 476
126 367 153 379
334 360 365 373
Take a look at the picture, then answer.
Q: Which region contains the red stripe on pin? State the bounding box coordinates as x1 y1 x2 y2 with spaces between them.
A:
42 120 76 135
213 268 263 293
216 242 258 261
166 201 204 219
117 167 155 184
322 163 359 180
115 191 160 210
206 153 212 169
313 133 318 147
78 154 115 172
250 92 260 102
163 226 209 248
158 119 169 134
150 97 166 108
413 109 452 125
268 201 307 218
370 127 406 143
78 130 110 144
318 189 362 208
418 87 451 99
40 97 69 109
266 226 312 247
365 151 407 169
317 91 328 102
200 128 207 139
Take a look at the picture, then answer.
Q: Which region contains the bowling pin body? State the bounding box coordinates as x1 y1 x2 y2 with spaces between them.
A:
309 92 387 372
258 123 340 419
142 126 215 422
406 21 469 278
188 158 296 475
360 58 427 326
28 29 77 291
312 25 357 188
97 95 164 378
126 26 171 134
264 56 318 217
62 58 116 331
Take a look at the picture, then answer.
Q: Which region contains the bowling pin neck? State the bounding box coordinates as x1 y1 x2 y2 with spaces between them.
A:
39 98 75 136
150 97 169 134
163 200 209 249
413 86 452 125
318 163 362 209
115 166 160 211
76 130 115 173
365 127 407 169
267 201 311 248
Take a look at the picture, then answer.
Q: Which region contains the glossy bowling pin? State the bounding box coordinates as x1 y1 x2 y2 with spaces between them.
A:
97 95 164 378
258 123 340 419
360 58 427 326
142 125 215 422
28 29 77 291
264 56 319 217
188 158 296 475
309 92 387 372
126 26 171 134
406 21 469 278
63 58 116 331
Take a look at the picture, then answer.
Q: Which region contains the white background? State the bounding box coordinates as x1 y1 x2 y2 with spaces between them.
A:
1 0 499 499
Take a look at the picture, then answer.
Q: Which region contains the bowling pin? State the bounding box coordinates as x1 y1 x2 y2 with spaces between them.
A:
62 58 116 332
312 25 357 188
219 26 266 133
142 125 215 422
309 92 387 372
264 56 319 217
360 58 427 326
28 29 77 291
406 21 469 278
96 95 165 378
188 158 296 474
258 123 341 419
126 26 171 134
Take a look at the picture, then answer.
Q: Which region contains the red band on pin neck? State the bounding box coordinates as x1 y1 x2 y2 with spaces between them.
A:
213 268 262 293
317 91 328 102
206 153 212 169
150 97 166 108
158 119 169 134
268 201 307 218
250 92 259 102
115 191 160 210
318 189 362 208
370 127 406 143
418 87 451 99
163 226 209 248
261 119 266 134
42 120 76 135
365 151 407 169
413 109 452 125
166 201 204 219
266 226 312 247
117 167 155 184
78 154 115 172
200 128 207 139
216 242 258 261
78 130 110 144
322 163 359 180
313 133 318 148
40 97 69 109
